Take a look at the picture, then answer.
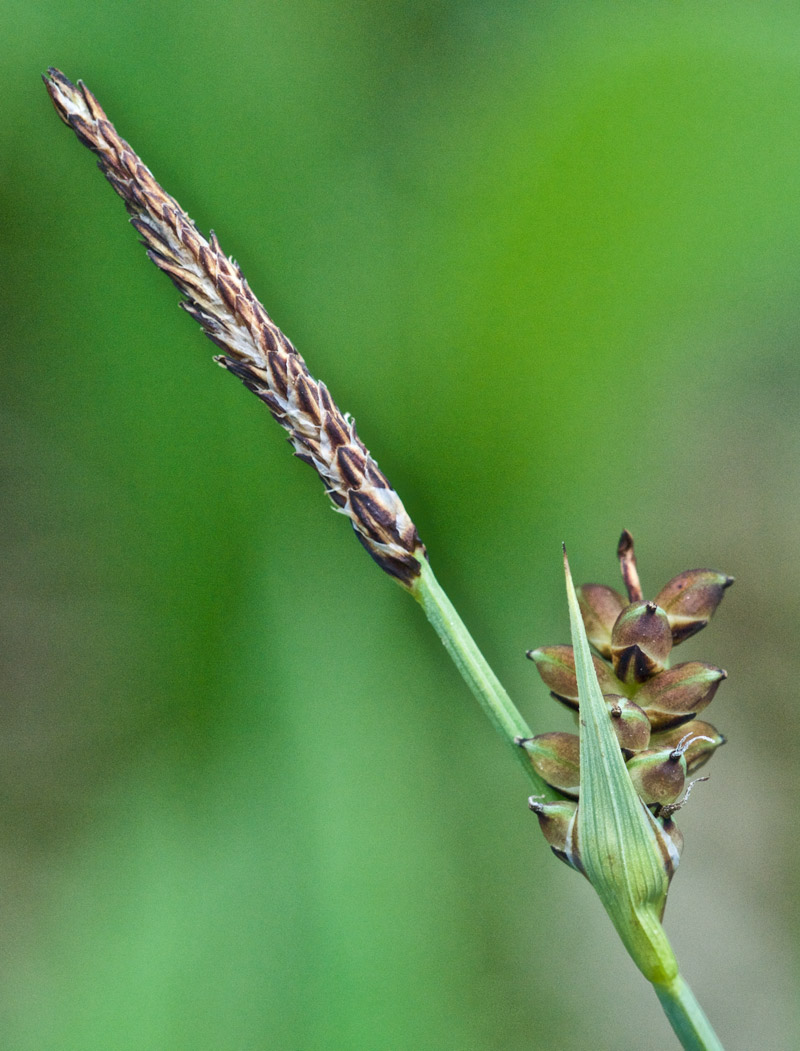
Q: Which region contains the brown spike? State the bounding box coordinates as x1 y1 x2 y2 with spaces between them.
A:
44 67 427 586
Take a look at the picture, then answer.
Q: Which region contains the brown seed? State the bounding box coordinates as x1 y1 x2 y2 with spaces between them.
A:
605 695 651 754
654 569 734 644
610 602 673 684
526 645 623 707
626 745 688 806
576 584 626 659
649 720 725 773
519 733 581 797
635 662 727 731
528 797 583 874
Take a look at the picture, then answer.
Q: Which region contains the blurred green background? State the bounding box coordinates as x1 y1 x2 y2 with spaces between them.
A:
3 2 799 1048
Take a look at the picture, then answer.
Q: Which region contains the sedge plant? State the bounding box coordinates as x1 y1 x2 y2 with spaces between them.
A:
44 68 734 1050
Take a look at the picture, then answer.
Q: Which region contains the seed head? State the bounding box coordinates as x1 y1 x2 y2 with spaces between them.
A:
43 68 426 586
526 534 733 975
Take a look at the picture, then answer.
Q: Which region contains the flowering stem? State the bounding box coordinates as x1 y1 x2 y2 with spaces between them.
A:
654 974 725 1051
411 557 555 796
44 67 726 1051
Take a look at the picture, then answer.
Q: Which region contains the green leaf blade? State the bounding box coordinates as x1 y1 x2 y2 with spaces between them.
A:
563 547 677 984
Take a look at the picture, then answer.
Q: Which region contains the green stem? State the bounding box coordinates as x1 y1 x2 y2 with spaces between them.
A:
411 557 555 796
654 974 725 1051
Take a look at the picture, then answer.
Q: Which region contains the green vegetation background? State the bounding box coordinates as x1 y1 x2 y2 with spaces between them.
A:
3 3 798 1048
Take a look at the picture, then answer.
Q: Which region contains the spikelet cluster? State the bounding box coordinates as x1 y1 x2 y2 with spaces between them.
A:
43 68 426 586
523 531 733 876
